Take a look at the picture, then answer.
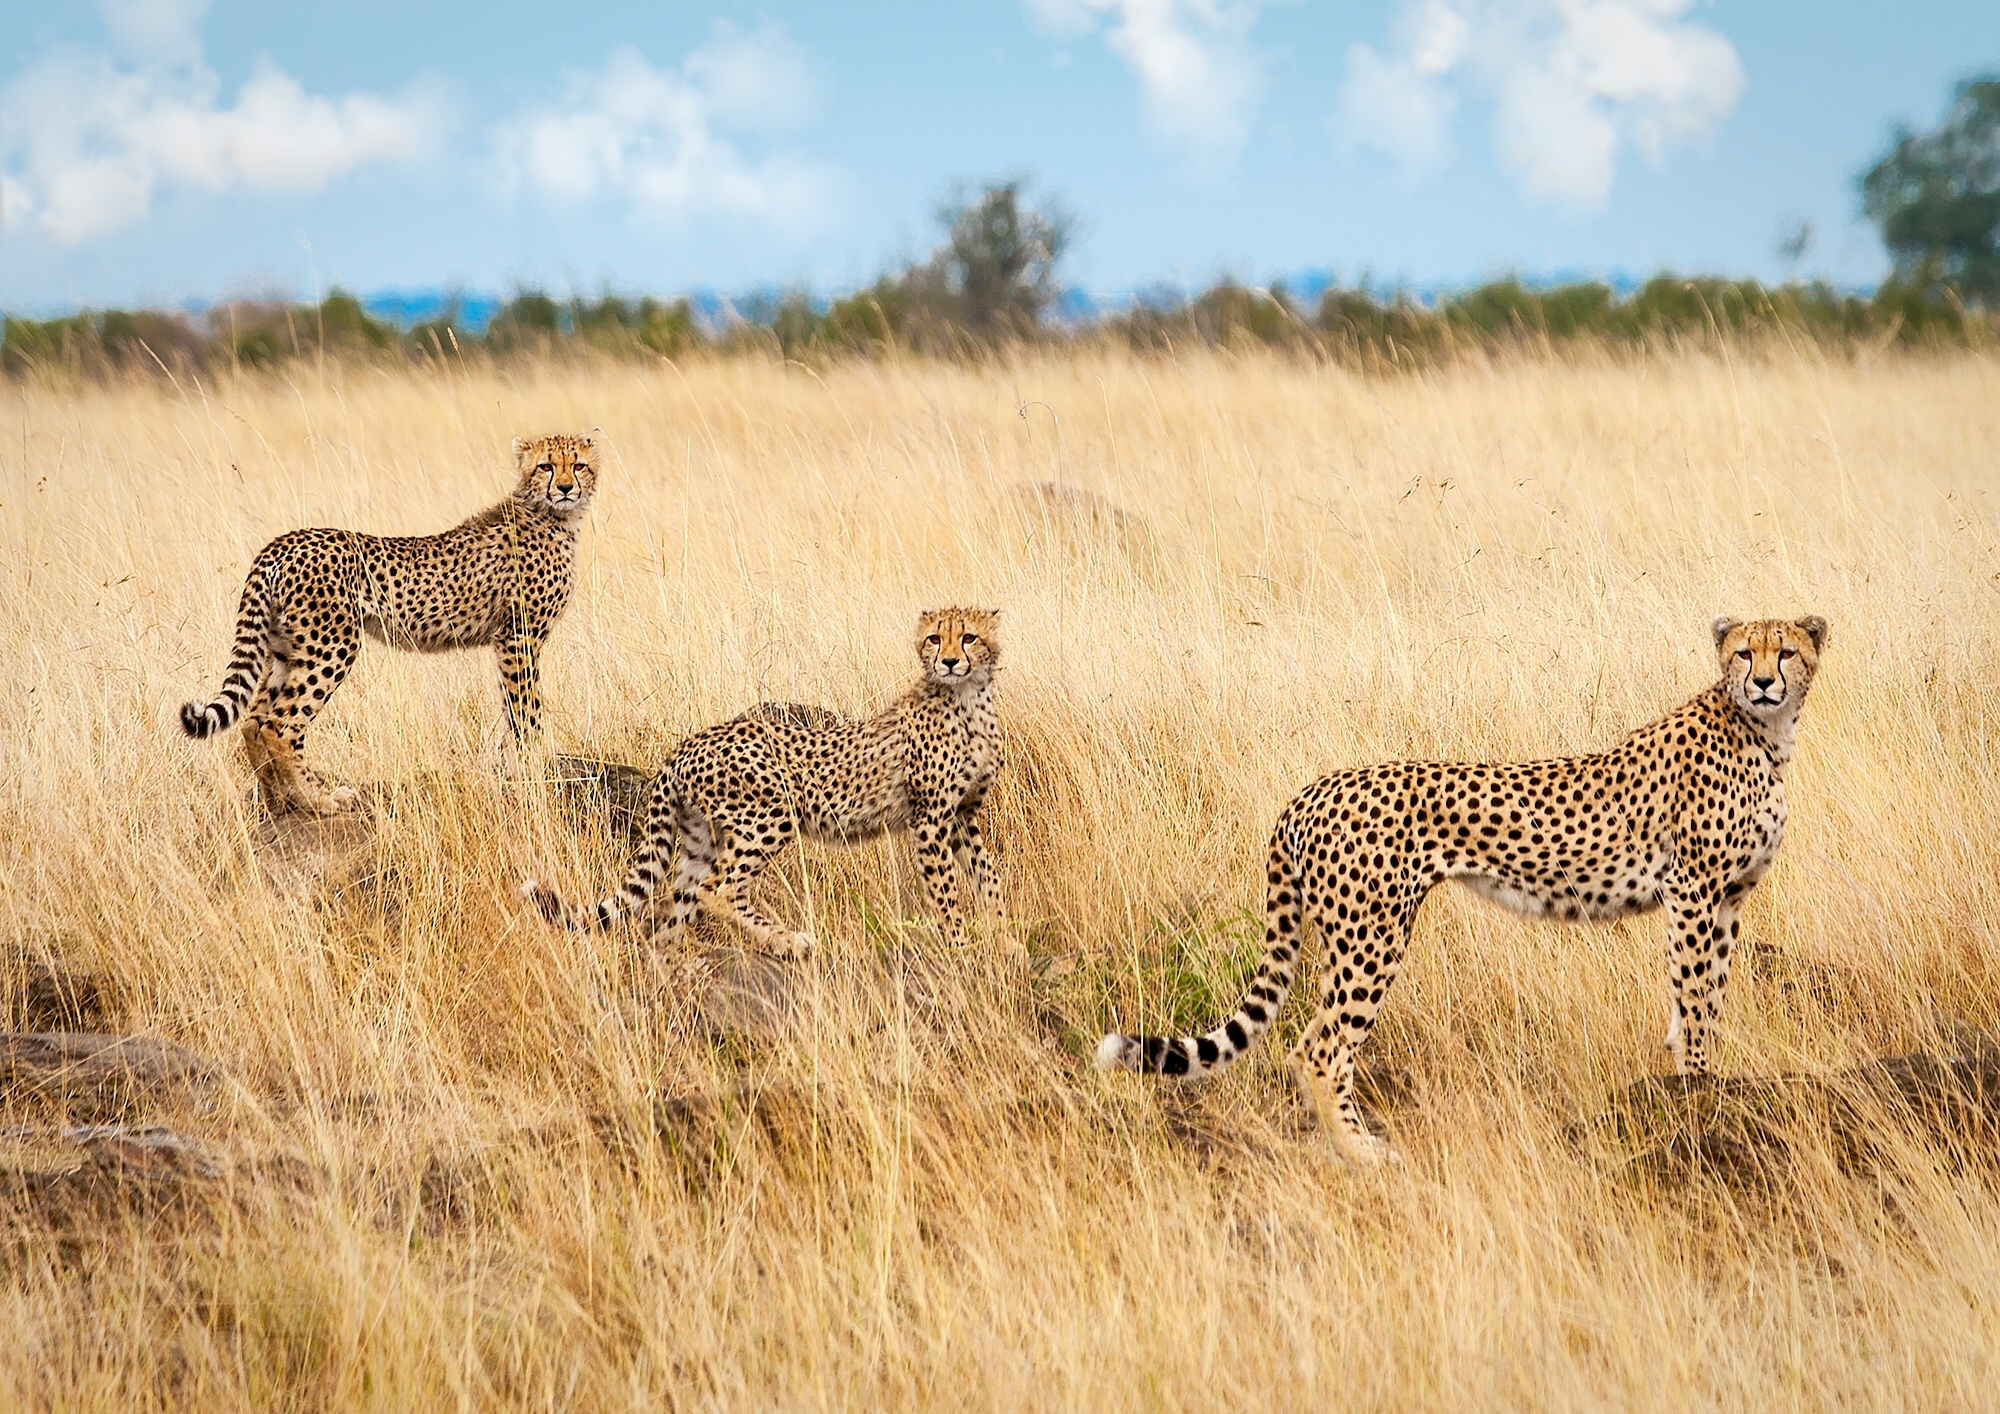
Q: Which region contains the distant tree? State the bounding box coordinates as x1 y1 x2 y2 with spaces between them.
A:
935 182 1074 335
761 179 1077 355
1774 218 1814 275
1860 76 2000 306
316 291 393 350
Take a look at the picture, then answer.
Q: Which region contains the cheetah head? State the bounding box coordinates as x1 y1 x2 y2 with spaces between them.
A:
916 608 1000 686
1713 615 1828 717
512 431 599 520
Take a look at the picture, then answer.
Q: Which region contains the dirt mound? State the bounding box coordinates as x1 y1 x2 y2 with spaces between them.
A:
1591 1047 2000 1193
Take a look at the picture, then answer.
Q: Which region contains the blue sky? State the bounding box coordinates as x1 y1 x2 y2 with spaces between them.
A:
2 1 1995 314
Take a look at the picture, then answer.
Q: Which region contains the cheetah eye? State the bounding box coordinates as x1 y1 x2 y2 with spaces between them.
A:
962 633 978 645
925 634 941 646
1779 647 1796 660
1736 650 1752 661
537 463 553 474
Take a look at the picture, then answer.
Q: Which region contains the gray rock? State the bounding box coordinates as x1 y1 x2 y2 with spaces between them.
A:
0 1032 227 1122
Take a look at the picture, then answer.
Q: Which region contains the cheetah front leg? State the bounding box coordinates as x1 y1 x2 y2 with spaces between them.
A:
949 810 1022 960
913 813 970 947
1662 877 1728 1075
949 812 1004 916
492 626 550 772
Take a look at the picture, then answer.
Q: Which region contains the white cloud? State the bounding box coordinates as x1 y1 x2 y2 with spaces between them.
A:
493 24 843 232
0 2 438 244
98 0 209 67
1333 42 1458 177
0 174 33 231
1333 0 1745 208
1025 0 1267 165
682 19 818 134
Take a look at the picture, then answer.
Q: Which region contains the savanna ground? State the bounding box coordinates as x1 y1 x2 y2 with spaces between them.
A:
2 345 1999 1410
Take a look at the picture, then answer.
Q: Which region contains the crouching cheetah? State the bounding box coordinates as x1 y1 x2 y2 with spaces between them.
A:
525 608 1016 958
180 433 599 814
1097 616 1829 1164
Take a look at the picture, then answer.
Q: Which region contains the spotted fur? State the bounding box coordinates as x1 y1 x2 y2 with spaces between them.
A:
1096 616 1830 1165
180 432 599 813
524 608 1014 957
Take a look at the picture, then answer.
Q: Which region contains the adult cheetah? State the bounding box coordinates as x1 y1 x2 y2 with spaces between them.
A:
524 608 1015 958
181 432 598 814
1097 616 1829 1164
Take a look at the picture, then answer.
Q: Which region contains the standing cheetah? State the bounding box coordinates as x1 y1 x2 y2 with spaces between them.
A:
1097 616 1829 1164
525 608 1014 958
180 432 598 813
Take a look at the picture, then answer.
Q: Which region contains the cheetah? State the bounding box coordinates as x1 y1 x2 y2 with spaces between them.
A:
524 608 1015 958
1096 616 1829 1165
180 432 598 814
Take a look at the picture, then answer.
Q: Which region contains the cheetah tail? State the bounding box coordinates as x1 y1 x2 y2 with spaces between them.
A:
518 879 606 931
521 770 688 932
1094 829 1305 1080
181 561 273 739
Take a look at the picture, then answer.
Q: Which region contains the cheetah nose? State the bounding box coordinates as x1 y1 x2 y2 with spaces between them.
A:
1751 675 1775 690
941 657 961 669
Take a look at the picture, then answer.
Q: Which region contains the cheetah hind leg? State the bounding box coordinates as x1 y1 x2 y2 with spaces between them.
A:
245 721 359 816
244 629 361 815
1287 1013 1399 1167
708 838 814 959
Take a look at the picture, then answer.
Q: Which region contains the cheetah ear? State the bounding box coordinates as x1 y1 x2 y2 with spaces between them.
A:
511 437 528 458
1796 614 1829 651
917 608 938 621
581 427 600 446
1711 616 1740 647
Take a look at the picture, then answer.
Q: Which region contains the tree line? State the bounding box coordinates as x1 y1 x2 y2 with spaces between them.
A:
6 72 1996 379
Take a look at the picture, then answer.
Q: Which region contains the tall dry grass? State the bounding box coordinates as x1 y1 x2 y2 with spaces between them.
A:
1 345 1998 1410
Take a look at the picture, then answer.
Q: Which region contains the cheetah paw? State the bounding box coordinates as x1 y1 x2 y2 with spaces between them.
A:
769 930 816 960
324 785 363 814
1334 1130 1401 1168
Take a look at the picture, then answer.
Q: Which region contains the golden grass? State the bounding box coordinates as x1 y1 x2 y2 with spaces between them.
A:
2 345 1999 1409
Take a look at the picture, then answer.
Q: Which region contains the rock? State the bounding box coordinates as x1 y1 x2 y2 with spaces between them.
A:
740 702 850 731
0 1032 227 1122
0 1123 225 1226
1010 480 1163 575
678 947 799 1041
1593 1050 2000 1193
547 754 657 846
664 943 966 1043
244 805 378 901
6 960 116 1032
613 1082 854 1191
548 711 848 847
65 1123 224 1179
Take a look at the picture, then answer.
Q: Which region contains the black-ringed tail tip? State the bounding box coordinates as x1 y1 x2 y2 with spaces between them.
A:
520 879 621 930
180 701 225 738
519 879 563 922
1094 1035 1137 1072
